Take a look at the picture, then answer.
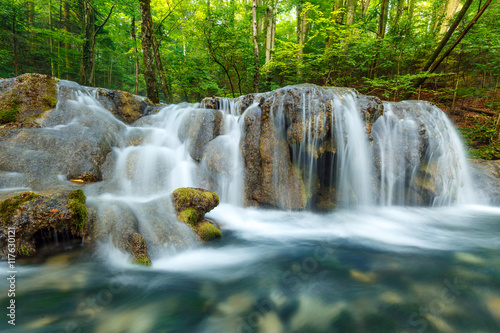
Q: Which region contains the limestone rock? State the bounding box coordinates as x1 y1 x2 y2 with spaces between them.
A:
172 187 221 241
88 87 161 124
0 73 57 127
0 189 88 259
178 109 223 161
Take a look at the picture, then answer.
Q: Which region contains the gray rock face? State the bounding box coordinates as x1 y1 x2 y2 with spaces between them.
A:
0 80 124 190
203 85 384 210
469 160 500 205
86 87 162 123
178 109 223 161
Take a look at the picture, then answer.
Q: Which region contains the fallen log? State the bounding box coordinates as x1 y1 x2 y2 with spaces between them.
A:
459 105 497 116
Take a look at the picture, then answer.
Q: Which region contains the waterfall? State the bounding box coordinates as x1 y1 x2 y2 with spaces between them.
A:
54 83 478 213
1 80 480 259
372 101 477 206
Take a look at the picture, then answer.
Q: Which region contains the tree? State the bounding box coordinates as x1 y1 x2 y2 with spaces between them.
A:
139 0 159 103
252 0 259 92
80 1 114 86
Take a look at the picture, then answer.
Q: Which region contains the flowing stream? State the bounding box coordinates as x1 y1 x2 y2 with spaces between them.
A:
1 85 500 332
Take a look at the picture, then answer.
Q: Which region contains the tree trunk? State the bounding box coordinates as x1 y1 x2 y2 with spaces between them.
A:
389 0 404 35
346 0 357 25
151 32 172 103
27 1 35 26
440 0 460 35
265 3 275 63
58 0 62 78
377 0 388 39
403 0 475 99
361 0 371 17
64 0 70 79
139 0 159 103
131 16 139 95
81 0 95 85
12 12 18 77
369 0 388 79
49 0 55 77
252 0 259 92
296 0 309 81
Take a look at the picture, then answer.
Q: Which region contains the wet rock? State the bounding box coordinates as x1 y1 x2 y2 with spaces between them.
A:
172 187 221 241
0 189 88 259
356 93 384 136
207 84 383 210
88 87 160 124
0 73 57 127
469 159 500 204
122 232 152 266
178 109 223 161
240 106 263 207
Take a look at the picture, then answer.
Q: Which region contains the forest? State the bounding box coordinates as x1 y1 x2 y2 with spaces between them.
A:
0 0 498 110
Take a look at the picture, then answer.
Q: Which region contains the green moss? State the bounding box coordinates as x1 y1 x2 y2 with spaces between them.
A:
178 207 198 226
68 189 86 203
43 93 57 109
173 187 220 208
0 108 18 123
132 256 152 266
17 244 35 257
0 96 20 124
0 191 37 225
68 189 87 231
196 221 222 241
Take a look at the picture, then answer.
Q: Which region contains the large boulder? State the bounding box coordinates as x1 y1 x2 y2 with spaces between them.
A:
88 87 162 124
204 85 384 210
0 189 88 259
172 187 221 241
178 109 223 161
0 73 57 127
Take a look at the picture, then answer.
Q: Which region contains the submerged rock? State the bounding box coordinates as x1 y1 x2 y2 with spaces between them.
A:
0 189 88 259
172 187 221 241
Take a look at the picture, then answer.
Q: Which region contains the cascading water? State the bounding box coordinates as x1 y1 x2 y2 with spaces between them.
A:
372 101 477 206
3 80 500 333
332 90 373 207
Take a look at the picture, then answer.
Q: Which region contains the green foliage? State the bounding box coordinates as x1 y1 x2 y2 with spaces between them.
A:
0 0 497 102
459 115 497 146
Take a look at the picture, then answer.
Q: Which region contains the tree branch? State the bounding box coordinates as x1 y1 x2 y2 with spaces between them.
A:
94 5 115 37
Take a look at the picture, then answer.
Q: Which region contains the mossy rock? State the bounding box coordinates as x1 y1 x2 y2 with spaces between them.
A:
0 73 58 127
0 189 90 259
68 189 88 234
172 187 219 216
125 232 152 266
196 221 222 241
171 187 221 241
178 207 199 226
0 191 37 225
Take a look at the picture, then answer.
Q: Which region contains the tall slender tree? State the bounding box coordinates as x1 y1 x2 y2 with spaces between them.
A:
139 0 159 103
252 0 259 92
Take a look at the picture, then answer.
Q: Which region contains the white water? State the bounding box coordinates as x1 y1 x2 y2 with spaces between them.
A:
2 84 500 333
372 101 477 206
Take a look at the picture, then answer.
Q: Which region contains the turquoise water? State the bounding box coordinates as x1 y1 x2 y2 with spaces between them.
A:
2 204 500 333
